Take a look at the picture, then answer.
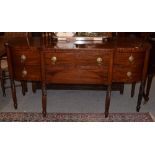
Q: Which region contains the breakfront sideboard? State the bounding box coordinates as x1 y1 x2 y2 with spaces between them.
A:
5 37 151 117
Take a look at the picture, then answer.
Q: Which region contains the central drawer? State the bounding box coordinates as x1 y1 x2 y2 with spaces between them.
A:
45 50 112 84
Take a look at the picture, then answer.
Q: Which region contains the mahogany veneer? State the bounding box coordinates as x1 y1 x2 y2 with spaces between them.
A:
5 37 151 117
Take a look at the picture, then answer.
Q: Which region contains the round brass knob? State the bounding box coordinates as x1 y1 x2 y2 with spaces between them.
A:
127 71 132 78
97 57 102 65
21 55 26 62
22 69 27 77
128 55 134 63
51 56 57 64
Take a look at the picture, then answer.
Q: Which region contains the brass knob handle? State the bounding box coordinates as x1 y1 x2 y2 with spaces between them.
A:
97 57 102 65
51 56 57 64
127 71 132 78
22 69 27 77
128 55 134 63
21 55 26 63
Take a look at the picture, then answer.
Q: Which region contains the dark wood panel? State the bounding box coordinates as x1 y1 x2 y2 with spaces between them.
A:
45 65 109 84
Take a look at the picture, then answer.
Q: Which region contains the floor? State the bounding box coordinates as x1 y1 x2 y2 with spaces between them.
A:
0 78 155 116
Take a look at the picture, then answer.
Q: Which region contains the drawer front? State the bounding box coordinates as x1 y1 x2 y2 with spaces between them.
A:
11 48 40 66
45 50 112 67
46 65 109 84
77 51 112 67
13 65 41 81
114 52 145 66
45 52 76 66
113 66 143 83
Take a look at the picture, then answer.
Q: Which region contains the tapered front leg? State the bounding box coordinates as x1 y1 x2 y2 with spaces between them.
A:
21 81 26 96
136 81 145 112
42 83 47 117
120 83 124 95
10 79 17 109
105 85 112 117
24 81 28 92
32 82 37 93
144 74 153 102
131 83 136 98
1 70 6 96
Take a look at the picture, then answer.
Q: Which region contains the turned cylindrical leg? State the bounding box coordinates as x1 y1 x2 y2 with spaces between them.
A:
105 85 111 117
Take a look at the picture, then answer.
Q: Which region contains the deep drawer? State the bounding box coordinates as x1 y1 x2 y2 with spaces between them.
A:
45 65 109 84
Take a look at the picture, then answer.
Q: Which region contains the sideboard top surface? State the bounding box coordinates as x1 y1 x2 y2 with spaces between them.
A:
7 37 150 52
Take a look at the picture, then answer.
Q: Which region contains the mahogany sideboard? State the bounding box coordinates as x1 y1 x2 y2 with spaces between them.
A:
5 37 151 117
